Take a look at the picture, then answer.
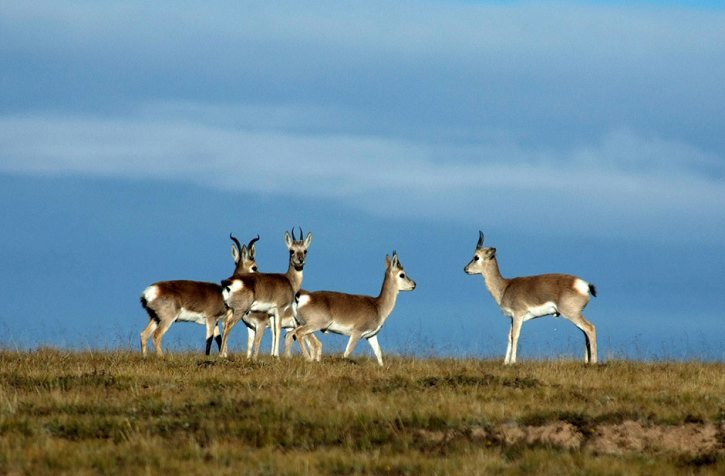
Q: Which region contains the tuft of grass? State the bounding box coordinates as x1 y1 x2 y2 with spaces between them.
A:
0 350 723 474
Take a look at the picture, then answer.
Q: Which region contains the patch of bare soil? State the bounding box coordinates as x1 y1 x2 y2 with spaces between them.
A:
588 421 722 456
416 421 724 456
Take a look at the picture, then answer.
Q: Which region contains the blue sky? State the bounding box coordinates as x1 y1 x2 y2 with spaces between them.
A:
1 1 723 360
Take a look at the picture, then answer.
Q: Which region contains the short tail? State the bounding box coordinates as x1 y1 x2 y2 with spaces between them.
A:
589 284 597 297
140 295 160 322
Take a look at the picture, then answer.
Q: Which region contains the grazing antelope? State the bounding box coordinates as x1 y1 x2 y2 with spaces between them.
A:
220 228 313 358
285 252 416 366
139 234 259 356
464 231 598 364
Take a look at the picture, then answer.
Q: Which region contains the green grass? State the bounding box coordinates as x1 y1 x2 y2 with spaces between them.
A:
0 350 723 475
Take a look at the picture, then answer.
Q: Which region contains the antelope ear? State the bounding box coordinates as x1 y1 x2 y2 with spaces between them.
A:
249 243 256 258
284 231 293 248
304 232 313 247
391 252 399 268
385 255 391 268
241 245 250 263
487 247 496 258
231 245 240 264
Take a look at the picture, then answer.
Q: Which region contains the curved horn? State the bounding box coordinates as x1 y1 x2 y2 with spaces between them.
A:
298 226 303 240
477 230 484 249
230 233 243 252
290 226 297 241
247 234 260 249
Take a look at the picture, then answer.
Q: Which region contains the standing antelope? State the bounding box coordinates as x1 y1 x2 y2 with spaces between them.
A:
220 228 313 358
139 234 259 356
464 231 598 364
285 252 416 367
240 228 319 360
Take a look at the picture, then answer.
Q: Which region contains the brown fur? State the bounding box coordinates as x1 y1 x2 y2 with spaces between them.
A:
464 232 597 364
219 230 313 358
139 235 258 357
285 253 416 366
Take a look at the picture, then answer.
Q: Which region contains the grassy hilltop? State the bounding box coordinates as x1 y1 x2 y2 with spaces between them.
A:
0 350 723 475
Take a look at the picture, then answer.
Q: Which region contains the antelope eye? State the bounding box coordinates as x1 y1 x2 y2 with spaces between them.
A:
251 266 258 272
474 256 480 261
399 273 406 278
289 250 294 255
304 250 307 255
224 286 231 293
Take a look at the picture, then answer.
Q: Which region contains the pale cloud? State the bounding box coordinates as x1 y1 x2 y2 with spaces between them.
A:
1 112 723 243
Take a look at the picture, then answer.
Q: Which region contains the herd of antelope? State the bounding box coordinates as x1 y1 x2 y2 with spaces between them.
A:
140 229 598 365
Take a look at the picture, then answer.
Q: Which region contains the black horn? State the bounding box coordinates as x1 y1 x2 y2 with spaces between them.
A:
230 233 243 252
298 226 304 240
247 234 260 249
477 230 484 249
290 227 297 241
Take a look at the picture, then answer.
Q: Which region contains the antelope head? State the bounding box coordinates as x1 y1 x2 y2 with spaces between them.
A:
464 231 496 275
230 234 259 274
387 251 416 291
285 226 313 271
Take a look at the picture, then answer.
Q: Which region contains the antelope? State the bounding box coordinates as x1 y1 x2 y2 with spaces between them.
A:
139 234 259 356
220 228 313 358
242 301 321 360
464 231 598 364
285 252 416 366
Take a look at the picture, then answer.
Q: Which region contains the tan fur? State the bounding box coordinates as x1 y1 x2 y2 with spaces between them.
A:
220 229 313 358
285 253 416 366
139 235 258 357
464 232 597 364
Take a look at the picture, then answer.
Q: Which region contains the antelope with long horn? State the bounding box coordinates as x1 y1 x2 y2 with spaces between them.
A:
285 251 416 366
240 227 321 359
464 231 598 364
220 227 313 358
139 234 259 356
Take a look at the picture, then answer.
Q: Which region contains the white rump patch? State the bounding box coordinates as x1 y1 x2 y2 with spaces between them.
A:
176 308 207 325
223 280 244 301
143 285 159 303
297 294 311 308
230 280 245 292
574 279 590 296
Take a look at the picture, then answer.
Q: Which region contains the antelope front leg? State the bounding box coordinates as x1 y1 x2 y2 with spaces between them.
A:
507 316 524 365
252 323 266 360
271 308 282 357
367 335 384 366
246 327 256 359
504 321 513 364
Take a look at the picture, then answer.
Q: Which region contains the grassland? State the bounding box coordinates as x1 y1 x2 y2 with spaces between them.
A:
0 349 723 475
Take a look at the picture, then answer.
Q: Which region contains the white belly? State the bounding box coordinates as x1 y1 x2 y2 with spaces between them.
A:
362 324 383 338
501 302 558 321
325 321 355 335
524 302 558 320
250 301 276 313
176 308 207 325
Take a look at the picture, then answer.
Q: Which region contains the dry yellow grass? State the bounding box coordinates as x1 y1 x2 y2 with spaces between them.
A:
0 349 723 475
